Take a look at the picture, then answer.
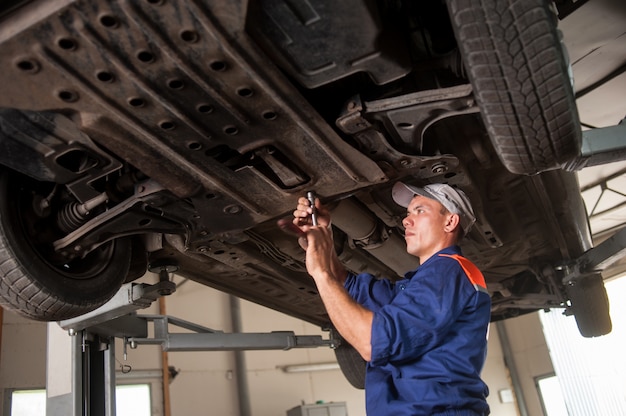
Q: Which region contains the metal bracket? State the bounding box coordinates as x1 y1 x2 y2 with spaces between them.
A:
564 118 626 171
562 226 626 284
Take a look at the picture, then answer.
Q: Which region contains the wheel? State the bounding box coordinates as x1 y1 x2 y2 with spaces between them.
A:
0 170 131 321
334 333 366 390
446 0 581 174
567 274 612 337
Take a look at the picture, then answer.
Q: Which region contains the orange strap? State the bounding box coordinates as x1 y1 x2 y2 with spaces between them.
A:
438 253 488 292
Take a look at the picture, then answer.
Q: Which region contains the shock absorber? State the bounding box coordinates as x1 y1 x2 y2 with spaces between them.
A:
57 192 109 233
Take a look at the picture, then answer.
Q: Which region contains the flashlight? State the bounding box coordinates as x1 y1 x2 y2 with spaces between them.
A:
306 191 318 226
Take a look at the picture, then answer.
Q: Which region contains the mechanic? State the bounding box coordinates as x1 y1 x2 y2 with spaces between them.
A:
292 182 491 415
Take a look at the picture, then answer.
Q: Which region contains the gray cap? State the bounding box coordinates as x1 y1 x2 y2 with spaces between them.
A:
392 182 476 236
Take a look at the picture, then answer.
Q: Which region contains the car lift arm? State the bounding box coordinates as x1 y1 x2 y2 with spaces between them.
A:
563 226 626 284
577 226 626 275
565 118 626 171
124 315 335 352
59 281 337 352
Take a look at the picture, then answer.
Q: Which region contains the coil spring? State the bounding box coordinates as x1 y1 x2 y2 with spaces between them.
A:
57 202 89 233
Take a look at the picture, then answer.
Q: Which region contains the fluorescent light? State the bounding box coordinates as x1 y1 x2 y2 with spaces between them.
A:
280 362 340 373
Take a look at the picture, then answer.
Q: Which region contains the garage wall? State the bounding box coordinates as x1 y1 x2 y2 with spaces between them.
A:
0 272 550 415
0 310 47 414
501 313 556 415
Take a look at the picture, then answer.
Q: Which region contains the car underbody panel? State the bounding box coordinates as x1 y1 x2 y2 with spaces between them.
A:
0 0 606 332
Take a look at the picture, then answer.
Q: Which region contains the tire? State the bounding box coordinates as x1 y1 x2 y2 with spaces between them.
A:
567 274 612 337
334 334 367 390
446 0 581 174
0 170 131 321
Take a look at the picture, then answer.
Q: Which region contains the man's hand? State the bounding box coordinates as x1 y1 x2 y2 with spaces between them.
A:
303 224 335 280
284 194 372 361
287 196 329 250
292 196 331 231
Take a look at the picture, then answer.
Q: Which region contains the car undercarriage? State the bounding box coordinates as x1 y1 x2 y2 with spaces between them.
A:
0 0 621 344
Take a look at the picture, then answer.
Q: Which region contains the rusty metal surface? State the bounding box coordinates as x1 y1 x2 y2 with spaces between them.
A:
0 0 385 220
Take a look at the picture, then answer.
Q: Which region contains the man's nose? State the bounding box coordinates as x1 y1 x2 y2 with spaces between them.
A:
402 216 411 228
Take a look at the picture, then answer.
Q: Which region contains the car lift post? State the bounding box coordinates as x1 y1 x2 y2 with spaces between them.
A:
47 278 337 416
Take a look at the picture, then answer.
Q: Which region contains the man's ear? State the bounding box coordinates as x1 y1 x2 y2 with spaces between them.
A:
444 213 461 234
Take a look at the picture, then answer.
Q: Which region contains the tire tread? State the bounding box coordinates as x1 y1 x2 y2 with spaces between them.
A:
447 0 581 174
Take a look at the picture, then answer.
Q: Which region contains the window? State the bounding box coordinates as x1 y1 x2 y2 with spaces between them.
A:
536 374 568 416
539 275 626 415
116 384 151 416
7 384 151 416
9 389 46 416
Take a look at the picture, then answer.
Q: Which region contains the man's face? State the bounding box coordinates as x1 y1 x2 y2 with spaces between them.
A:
402 195 452 260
